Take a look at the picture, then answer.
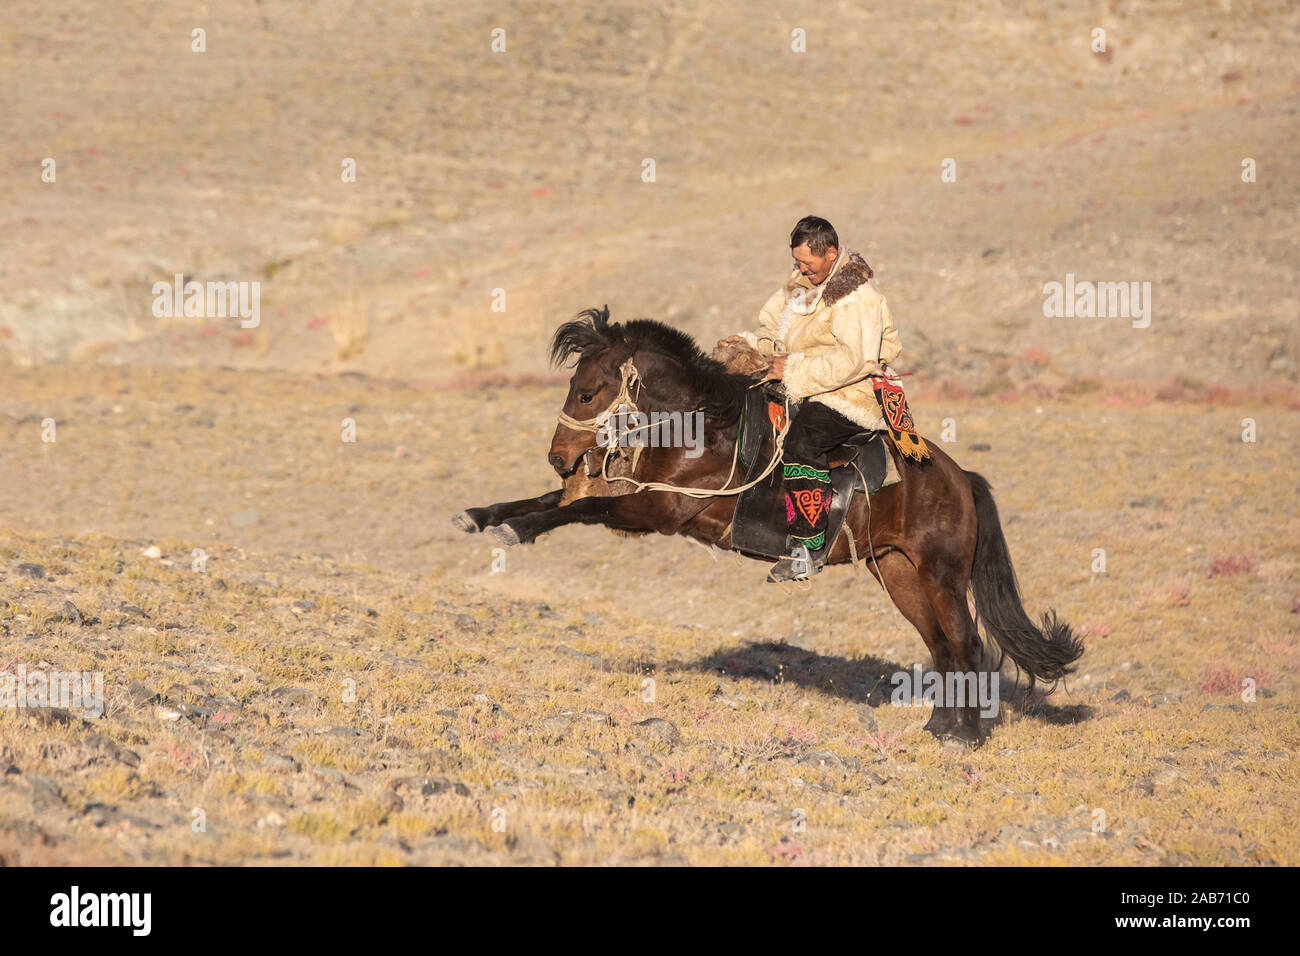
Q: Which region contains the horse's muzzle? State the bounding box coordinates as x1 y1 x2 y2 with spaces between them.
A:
549 450 581 477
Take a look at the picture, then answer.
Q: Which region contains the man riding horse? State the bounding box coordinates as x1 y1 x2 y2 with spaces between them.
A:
717 215 926 583
453 241 1083 744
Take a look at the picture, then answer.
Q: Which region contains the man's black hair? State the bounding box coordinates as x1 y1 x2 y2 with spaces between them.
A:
789 216 839 255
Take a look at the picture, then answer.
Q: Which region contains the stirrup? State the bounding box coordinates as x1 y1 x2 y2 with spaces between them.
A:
766 543 821 583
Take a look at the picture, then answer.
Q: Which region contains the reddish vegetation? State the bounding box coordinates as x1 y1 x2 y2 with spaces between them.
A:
1199 666 1274 696
937 380 975 401
1199 668 1238 695
767 841 806 860
1208 555 1253 578
1102 386 1153 408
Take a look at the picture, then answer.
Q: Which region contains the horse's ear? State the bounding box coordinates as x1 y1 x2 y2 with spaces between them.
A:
609 342 636 368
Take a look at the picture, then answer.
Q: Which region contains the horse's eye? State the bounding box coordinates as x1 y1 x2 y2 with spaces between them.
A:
579 393 593 404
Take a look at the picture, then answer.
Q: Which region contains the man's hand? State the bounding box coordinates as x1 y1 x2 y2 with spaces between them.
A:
767 355 787 379
716 335 746 351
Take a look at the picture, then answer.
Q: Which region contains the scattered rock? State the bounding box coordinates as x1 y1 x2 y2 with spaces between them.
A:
15 563 46 579
25 773 64 811
128 680 159 705
427 776 471 797
141 545 162 559
554 644 608 669
52 601 82 624
632 718 682 748
322 725 368 739
311 767 351 786
82 802 121 827
269 686 316 708
261 754 300 773
800 750 848 769
491 702 516 721
27 707 76 727
393 775 470 797
1110 689 1132 702
86 733 141 767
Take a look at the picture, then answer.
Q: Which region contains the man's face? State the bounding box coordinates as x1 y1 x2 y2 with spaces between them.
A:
792 242 838 285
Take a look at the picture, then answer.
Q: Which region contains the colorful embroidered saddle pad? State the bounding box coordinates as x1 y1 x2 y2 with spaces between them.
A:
729 387 893 561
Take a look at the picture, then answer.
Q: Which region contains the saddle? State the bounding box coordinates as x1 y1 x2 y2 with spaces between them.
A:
729 384 892 561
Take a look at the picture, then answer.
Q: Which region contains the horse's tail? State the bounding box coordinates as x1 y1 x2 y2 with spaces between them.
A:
967 471 1083 688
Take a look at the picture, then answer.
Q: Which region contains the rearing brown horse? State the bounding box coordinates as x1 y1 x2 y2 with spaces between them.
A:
452 307 1083 745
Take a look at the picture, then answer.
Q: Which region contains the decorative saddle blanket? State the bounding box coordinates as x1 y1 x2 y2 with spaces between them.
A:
729 385 896 561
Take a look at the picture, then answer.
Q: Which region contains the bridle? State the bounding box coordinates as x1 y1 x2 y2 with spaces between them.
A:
554 356 789 499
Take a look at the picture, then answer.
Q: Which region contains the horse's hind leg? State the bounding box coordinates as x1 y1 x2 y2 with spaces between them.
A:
452 489 563 533
917 565 990 745
867 551 961 739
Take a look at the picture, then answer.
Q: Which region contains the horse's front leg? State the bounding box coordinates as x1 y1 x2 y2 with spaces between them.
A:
489 491 688 546
451 489 564 534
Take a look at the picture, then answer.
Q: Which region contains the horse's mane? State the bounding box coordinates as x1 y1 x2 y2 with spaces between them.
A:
549 306 750 422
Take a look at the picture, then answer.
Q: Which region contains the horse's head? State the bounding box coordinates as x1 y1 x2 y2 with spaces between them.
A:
547 307 630 476
547 306 749 477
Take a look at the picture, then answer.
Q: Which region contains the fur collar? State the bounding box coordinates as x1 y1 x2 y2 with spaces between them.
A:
822 249 874 305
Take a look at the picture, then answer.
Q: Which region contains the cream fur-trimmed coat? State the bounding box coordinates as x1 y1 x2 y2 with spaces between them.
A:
737 248 901 431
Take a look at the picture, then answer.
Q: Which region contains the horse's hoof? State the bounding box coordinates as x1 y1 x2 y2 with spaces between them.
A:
451 511 481 534
489 524 519 547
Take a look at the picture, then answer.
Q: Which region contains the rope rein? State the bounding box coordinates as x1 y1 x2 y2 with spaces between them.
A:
557 357 897 598
555 359 790 499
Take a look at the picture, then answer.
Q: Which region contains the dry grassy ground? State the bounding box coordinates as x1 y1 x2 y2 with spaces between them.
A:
0 367 1296 865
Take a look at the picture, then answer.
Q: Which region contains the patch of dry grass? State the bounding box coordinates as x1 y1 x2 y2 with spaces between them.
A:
0 365 1295 865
